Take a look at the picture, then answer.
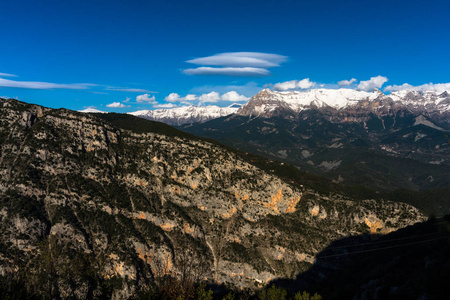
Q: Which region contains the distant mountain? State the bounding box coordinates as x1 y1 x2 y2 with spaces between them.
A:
0 97 425 298
237 88 449 121
182 88 450 192
78 107 106 113
128 103 242 125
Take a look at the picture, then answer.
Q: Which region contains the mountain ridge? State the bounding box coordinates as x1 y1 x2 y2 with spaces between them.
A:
0 97 426 298
237 88 449 122
181 88 450 192
127 103 241 126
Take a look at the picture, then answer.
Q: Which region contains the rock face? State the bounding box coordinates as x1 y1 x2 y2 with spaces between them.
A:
182 88 450 192
0 97 425 298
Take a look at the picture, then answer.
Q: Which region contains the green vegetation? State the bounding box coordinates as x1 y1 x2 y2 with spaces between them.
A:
293 291 322 300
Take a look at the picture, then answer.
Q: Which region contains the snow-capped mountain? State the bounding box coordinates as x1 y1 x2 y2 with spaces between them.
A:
238 88 450 121
78 107 106 113
182 88 450 192
128 103 241 125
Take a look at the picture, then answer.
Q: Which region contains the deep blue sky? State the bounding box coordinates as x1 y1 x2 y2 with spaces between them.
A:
1 0 449 112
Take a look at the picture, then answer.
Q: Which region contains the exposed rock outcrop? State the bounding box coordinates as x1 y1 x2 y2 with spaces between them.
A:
0 97 426 298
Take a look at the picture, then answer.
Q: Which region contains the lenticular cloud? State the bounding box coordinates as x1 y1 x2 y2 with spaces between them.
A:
183 67 270 77
183 52 287 77
187 52 287 68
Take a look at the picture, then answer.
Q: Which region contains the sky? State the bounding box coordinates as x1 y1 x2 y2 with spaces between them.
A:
1 0 450 112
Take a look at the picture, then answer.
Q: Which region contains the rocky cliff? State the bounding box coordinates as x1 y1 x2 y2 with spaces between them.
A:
0 97 425 298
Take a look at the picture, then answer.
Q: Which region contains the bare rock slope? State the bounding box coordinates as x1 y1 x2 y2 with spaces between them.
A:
0 98 425 298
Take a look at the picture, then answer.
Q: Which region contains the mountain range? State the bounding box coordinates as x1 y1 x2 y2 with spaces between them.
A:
79 104 242 126
181 88 450 192
106 88 449 128
128 104 242 126
0 97 428 299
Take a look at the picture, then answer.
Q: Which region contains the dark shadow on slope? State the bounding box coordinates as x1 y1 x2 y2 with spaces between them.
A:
269 216 450 299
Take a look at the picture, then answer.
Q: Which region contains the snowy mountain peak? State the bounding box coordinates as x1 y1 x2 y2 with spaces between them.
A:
128 104 240 126
78 108 106 113
238 88 377 117
237 88 450 118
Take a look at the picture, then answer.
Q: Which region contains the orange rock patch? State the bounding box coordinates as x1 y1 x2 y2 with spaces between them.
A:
365 215 383 233
222 206 237 219
264 188 283 213
285 195 301 213
160 223 175 231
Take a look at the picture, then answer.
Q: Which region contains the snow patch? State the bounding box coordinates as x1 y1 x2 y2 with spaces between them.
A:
414 132 427 142
277 150 287 158
413 115 445 131
319 160 342 171
301 150 312 158
329 142 343 148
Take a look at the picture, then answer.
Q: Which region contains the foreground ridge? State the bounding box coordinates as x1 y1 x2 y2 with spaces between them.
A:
0 97 425 298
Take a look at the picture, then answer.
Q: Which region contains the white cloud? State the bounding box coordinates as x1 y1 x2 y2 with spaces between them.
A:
383 83 414 92
338 78 357 86
90 91 109 95
164 93 198 102
385 82 450 93
273 78 316 91
199 91 220 103
0 77 95 90
273 80 298 91
297 78 315 89
106 102 130 108
187 52 287 68
183 67 270 77
221 91 249 102
106 87 156 93
164 93 181 102
184 94 198 101
161 91 248 104
0 72 17 77
153 103 178 109
357 76 388 91
136 93 156 102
